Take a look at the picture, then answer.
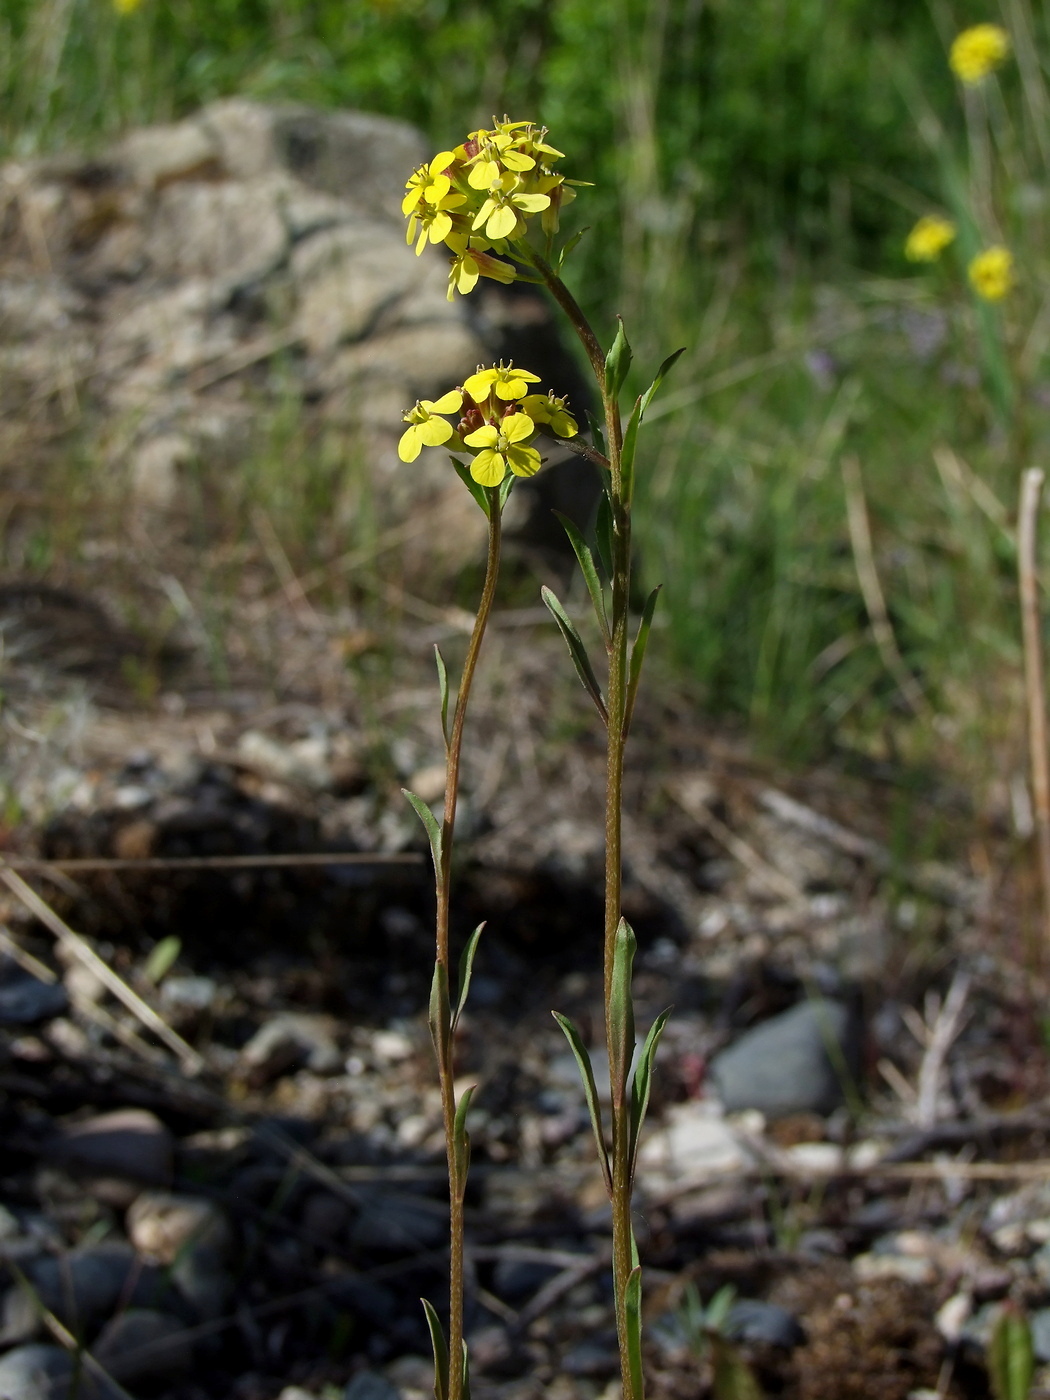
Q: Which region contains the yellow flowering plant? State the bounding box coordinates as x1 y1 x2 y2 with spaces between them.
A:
950 23 1011 84
399 120 683 1400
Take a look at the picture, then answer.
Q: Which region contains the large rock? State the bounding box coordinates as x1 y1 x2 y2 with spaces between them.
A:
708 997 856 1118
0 100 589 575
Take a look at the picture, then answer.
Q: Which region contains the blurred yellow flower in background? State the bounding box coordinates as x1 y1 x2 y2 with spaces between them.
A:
949 24 1011 84
112 0 143 15
905 215 956 262
968 246 1015 300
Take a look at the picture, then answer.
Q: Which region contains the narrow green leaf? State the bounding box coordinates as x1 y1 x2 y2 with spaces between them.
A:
498 475 515 513
989 1304 1035 1400
624 1265 644 1400
452 1083 476 1193
553 511 609 643
143 935 181 985
705 1284 737 1334
454 922 485 1028
623 586 661 739
557 227 587 271
620 395 642 506
452 459 491 517
586 410 607 460
595 488 614 580
609 919 637 1108
434 646 451 748
639 346 687 418
421 1299 449 1400
402 788 443 874
552 1011 612 1194
710 1336 763 1400
628 1006 672 1182
428 960 452 1064
461 1340 472 1400
541 586 609 724
605 316 633 401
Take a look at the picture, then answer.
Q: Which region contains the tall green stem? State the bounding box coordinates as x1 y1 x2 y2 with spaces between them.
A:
531 253 639 1400
433 492 502 1400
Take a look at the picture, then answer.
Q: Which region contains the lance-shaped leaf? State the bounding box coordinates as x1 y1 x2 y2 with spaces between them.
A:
988 1304 1034 1400
498 474 515 513
428 959 452 1064
623 586 661 739
403 788 443 875
609 918 637 1108
624 1265 644 1400
421 1299 449 1400
552 1011 612 1194
711 1336 763 1400
605 316 633 401
541 586 608 724
452 1083 476 1196
557 227 588 271
452 459 491 517
586 410 607 460
461 1340 472 1400
595 488 614 581
434 646 451 749
453 922 485 1029
639 346 686 417
554 511 609 643
628 1005 672 1182
620 395 642 507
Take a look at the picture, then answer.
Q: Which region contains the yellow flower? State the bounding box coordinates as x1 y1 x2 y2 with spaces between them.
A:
113 0 143 13
464 363 541 403
463 412 540 486
403 152 458 216
950 24 1011 84
446 244 517 301
968 246 1015 300
397 391 464 462
471 180 551 242
521 392 579 438
904 215 956 262
406 188 467 255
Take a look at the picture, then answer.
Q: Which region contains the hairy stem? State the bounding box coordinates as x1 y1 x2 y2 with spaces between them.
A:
434 493 502 1400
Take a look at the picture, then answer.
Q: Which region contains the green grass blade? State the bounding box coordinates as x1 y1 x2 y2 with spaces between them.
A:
609 917 637 1108
623 586 661 739
454 922 485 1028
541 586 608 723
552 1010 612 1193
402 788 443 875
421 1299 450 1400
988 1304 1034 1400
553 510 609 642
434 646 451 748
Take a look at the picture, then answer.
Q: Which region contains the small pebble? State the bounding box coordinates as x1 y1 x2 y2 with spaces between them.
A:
0 960 67 1027
725 1299 806 1349
344 1372 401 1400
93 1308 193 1381
0 1343 118 1400
127 1190 231 1263
51 1109 174 1186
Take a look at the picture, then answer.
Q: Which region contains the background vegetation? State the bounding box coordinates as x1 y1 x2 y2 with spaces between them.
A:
3 0 1049 787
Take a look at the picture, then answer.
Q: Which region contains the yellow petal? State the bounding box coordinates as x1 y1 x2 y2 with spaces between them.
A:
402 187 424 215
508 445 542 478
502 150 535 171
418 418 454 447
428 390 464 414
464 425 499 448
469 160 501 190
471 449 506 486
464 370 497 400
512 194 551 213
487 205 519 240
397 426 422 462
424 174 451 202
415 226 428 256
429 213 453 243
472 199 498 232
429 150 457 176
502 412 536 443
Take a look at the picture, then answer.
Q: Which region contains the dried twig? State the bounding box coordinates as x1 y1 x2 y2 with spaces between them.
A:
5 851 421 873
670 777 807 907
911 971 971 1129
1018 467 1050 948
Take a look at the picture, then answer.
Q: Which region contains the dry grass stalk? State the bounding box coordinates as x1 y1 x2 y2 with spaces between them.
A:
1018 467 1050 949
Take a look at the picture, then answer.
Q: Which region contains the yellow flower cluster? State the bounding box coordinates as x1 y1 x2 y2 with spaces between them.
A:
968 246 1015 301
403 120 577 300
904 215 956 263
949 24 1011 84
397 362 578 487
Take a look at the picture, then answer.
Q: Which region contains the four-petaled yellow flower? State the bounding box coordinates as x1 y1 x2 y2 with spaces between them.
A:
521 393 579 437
403 152 458 216
968 246 1015 301
113 0 143 13
950 24 1011 84
446 240 517 301
463 412 541 486
464 363 541 402
398 391 464 462
905 215 956 263
471 183 551 242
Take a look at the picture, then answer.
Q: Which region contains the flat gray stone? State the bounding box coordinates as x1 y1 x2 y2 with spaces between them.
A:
0 961 66 1026
0 1344 121 1400
709 998 854 1117
93 1308 192 1381
51 1109 173 1185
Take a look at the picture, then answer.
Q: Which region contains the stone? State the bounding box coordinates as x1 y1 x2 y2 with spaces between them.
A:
636 1101 752 1192
159 975 218 1015
725 1299 806 1349
1031 1309 1050 1364
0 1243 169 1342
349 1192 447 1254
0 1343 120 1400
708 998 855 1117
344 1372 401 1400
169 1243 234 1318
240 1013 342 1083
50 1109 174 1185
114 120 220 189
92 1308 193 1380
126 1190 232 1263
0 959 67 1026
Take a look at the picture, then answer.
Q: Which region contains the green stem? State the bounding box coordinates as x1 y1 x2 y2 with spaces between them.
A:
531 255 638 1400
434 491 502 1400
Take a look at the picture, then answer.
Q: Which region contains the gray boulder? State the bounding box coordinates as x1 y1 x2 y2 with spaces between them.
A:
709 997 856 1117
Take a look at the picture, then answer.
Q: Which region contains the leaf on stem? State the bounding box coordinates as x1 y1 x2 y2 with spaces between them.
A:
609 918 637 1109
541 586 609 724
710 1335 763 1400
557 228 588 271
452 1083 476 1194
624 1265 645 1400
620 395 642 506
628 1006 672 1183
623 586 661 738
428 959 452 1063
452 459 491 517
595 488 614 581
552 1011 612 1194
553 511 609 644
434 646 451 749
461 1340 472 1400
988 1304 1035 1400
454 922 485 1029
586 410 607 460
639 347 687 417
403 788 443 874
605 316 633 402
498 475 515 513
421 1298 450 1400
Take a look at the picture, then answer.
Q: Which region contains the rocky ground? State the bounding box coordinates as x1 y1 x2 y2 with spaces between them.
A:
2 552 1050 1400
